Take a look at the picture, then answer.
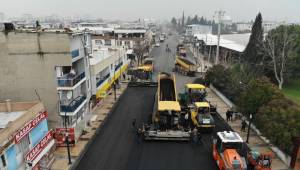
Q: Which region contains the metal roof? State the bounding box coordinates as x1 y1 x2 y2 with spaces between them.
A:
194 33 247 52
0 111 25 129
185 83 206 89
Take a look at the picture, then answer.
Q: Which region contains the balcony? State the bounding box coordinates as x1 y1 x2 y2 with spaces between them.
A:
114 62 123 71
96 73 110 87
57 72 85 87
60 95 86 113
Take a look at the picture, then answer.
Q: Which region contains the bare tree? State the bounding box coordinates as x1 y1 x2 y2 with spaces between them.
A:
264 26 295 89
134 41 149 66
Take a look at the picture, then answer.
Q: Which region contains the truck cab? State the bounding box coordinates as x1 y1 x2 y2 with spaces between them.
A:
213 131 247 170
179 83 206 107
190 102 215 132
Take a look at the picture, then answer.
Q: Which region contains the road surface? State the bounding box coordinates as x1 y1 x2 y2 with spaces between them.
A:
76 33 233 170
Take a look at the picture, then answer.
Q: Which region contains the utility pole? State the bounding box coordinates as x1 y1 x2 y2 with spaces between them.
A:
215 10 225 65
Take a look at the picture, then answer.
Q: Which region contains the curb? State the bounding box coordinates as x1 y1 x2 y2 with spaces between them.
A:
209 84 291 167
70 86 128 170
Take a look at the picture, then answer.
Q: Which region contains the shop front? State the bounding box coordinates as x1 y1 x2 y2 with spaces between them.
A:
25 130 56 170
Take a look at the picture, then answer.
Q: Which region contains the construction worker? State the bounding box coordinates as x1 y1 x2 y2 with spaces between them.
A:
184 112 189 129
241 119 247 132
132 118 137 131
154 115 159 130
192 128 198 144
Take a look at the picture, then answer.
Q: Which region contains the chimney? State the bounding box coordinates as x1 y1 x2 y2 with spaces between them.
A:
5 99 11 112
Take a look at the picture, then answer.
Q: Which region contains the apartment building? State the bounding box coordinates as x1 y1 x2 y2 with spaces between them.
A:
89 47 129 103
0 101 54 170
0 28 92 141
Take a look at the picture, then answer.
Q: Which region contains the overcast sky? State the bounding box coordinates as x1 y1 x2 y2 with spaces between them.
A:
0 0 299 22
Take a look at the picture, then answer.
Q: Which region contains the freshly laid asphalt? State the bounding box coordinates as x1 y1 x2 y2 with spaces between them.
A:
75 32 232 170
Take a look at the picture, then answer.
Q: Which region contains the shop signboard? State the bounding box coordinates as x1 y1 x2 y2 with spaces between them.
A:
15 111 48 143
53 128 75 147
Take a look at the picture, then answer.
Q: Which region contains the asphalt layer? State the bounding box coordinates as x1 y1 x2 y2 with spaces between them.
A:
75 32 233 170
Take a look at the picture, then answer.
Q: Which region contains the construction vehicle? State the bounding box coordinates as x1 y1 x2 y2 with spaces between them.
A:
178 83 217 115
190 102 215 132
179 83 206 107
174 56 197 76
143 72 190 141
213 131 247 170
128 58 156 87
176 44 187 57
247 150 272 170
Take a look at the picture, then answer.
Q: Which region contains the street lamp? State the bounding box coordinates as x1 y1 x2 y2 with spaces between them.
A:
239 81 254 143
246 113 253 143
64 112 72 165
62 96 82 165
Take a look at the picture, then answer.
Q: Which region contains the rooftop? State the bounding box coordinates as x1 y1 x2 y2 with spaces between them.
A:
194 33 250 52
0 101 44 148
217 131 243 143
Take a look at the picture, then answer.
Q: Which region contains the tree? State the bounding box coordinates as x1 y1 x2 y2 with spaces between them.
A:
186 16 191 26
181 11 185 28
243 13 264 73
237 77 283 115
191 15 199 25
171 17 177 27
264 25 297 89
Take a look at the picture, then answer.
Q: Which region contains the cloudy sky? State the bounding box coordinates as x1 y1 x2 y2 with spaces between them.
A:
0 0 299 22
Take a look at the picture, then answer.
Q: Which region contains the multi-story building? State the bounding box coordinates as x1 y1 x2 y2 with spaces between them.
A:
89 47 129 103
0 100 54 170
0 28 92 141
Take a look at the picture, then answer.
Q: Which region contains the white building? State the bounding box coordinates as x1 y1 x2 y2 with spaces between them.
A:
186 24 212 36
236 23 252 32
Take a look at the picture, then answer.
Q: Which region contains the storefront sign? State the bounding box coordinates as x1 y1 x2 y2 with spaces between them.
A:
15 111 48 143
53 128 75 147
25 130 53 162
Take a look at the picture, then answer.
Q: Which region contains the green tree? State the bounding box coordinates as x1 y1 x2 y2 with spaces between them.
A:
264 25 299 89
256 97 300 154
237 77 283 115
243 13 264 74
186 16 191 26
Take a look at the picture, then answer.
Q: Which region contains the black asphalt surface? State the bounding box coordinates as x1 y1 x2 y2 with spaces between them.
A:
75 32 235 170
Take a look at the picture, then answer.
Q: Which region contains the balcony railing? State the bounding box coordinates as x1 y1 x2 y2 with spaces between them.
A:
114 62 123 71
96 73 110 87
57 72 85 87
60 96 86 113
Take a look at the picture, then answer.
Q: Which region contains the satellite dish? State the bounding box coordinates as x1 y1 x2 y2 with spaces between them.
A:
66 91 73 100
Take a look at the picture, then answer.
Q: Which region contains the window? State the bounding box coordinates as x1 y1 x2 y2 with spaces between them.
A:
71 49 79 58
15 135 30 154
95 40 102 45
104 40 111 46
0 155 6 168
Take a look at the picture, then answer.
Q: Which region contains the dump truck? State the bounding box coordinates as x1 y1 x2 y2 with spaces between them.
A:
143 72 190 141
127 58 156 87
175 56 197 76
247 151 272 170
213 131 247 170
190 102 215 132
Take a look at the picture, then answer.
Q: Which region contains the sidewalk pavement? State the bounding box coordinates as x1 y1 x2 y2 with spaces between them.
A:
206 88 289 170
51 83 128 170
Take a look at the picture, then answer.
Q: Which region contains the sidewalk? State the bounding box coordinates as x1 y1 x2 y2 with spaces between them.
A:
206 88 289 170
51 83 128 170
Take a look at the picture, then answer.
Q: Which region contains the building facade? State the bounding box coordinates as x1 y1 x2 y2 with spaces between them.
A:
186 24 212 37
0 101 54 170
0 30 92 140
